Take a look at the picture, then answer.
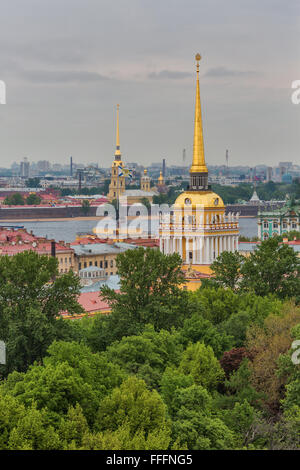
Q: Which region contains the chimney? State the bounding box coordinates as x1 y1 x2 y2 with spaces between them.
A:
51 240 56 257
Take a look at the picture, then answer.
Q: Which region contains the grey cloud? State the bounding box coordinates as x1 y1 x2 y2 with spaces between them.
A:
205 66 257 78
21 69 109 84
148 70 192 80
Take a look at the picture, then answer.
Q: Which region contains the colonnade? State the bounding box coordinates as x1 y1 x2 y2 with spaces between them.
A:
160 234 239 264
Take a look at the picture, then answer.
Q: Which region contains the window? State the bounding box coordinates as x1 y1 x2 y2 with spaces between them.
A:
69 257 71 263
110 260 114 267
110 272 113 275
273 222 278 228
79 263 82 270
65 258 67 264
105 261 108 268
100 261 103 268
89 261 92 266
189 252 192 260
84 262 87 268
95 261 98 267
263 222 268 229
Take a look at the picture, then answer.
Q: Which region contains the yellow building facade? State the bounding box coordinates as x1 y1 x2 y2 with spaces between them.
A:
159 54 239 267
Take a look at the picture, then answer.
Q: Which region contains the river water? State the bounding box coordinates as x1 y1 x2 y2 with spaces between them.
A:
0 217 258 243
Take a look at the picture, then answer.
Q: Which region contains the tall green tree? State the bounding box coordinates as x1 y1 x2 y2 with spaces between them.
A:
211 251 244 290
81 199 90 215
240 238 300 300
99 248 187 342
0 251 82 375
4 193 24 205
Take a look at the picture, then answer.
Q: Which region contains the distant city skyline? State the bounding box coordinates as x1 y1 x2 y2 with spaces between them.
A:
0 1 299 168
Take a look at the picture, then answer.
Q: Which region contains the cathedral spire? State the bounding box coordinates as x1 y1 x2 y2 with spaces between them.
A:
115 104 121 160
189 54 208 190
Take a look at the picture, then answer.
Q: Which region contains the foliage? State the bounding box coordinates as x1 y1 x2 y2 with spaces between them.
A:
0 242 299 450
210 251 244 290
240 238 300 301
81 199 90 215
179 342 225 390
4 193 25 205
26 193 42 205
0 251 82 375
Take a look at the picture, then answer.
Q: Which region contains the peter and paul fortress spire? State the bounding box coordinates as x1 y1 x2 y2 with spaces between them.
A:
189 53 209 191
115 104 121 160
107 104 125 201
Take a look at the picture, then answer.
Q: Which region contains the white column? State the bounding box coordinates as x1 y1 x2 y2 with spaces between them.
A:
197 237 200 264
160 237 163 253
199 237 203 264
192 237 196 264
185 238 189 264
205 237 209 264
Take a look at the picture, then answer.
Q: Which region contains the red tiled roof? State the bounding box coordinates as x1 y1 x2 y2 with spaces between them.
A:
76 292 111 314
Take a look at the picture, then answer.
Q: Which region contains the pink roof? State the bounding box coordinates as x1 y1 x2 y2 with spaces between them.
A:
0 242 73 255
77 292 111 313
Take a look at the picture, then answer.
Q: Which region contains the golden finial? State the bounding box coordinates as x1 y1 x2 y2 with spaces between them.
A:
190 53 208 174
195 53 201 71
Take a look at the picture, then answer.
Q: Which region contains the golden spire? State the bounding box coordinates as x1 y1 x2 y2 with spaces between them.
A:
190 53 207 174
115 104 121 158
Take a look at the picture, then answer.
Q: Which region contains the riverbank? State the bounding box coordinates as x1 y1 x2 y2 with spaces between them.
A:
0 216 103 223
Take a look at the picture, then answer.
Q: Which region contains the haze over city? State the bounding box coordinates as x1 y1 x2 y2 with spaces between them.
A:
0 0 299 168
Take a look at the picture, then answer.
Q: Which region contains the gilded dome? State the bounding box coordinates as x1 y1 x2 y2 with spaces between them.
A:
174 191 225 209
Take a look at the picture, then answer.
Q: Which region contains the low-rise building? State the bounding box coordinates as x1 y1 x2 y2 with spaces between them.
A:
0 227 75 273
71 241 138 276
258 198 300 239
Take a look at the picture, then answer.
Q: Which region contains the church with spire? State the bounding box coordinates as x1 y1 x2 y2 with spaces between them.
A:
107 104 126 201
159 54 239 270
107 104 158 204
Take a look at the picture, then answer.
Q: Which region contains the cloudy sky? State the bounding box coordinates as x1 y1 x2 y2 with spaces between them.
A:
0 0 299 169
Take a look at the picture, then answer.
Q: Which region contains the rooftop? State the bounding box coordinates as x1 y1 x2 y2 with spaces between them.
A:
71 241 138 256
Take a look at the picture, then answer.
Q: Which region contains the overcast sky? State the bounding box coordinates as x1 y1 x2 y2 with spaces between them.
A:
0 0 299 169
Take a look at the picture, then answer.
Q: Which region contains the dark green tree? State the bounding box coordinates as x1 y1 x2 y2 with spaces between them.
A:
99 248 187 343
26 193 42 205
0 251 82 375
240 238 300 300
4 193 25 205
81 199 90 216
210 251 245 290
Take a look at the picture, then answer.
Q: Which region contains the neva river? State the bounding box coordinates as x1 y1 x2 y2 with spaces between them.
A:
0 217 258 243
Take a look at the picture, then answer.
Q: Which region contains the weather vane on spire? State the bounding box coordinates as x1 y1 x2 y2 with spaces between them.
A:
195 53 201 71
